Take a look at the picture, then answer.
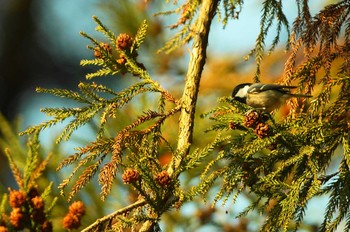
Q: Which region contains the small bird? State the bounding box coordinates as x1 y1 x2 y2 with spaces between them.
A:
232 83 312 112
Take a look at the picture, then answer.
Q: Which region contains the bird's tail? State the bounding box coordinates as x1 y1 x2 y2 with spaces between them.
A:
290 93 312 98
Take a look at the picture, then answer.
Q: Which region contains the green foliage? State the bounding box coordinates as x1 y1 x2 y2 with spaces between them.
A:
157 0 244 54
15 0 350 231
4 131 52 191
79 17 148 79
217 0 243 27
195 1 350 231
0 128 57 231
20 17 176 143
200 94 348 231
247 0 290 82
20 16 182 230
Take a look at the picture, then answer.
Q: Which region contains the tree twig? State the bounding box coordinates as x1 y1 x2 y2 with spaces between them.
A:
81 199 146 232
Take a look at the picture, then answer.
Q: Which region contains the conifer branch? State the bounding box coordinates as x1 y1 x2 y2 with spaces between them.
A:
81 199 147 232
29 152 53 185
1 126 57 231
12 1 350 231
4 148 24 189
248 0 290 81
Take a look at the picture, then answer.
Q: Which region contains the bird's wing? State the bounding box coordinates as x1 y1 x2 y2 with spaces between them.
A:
248 83 297 94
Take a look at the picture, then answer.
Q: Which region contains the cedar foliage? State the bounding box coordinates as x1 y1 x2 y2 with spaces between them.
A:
18 0 350 231
0 128 57 231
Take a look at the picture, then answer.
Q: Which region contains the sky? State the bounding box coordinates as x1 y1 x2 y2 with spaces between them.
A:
31 0 325 58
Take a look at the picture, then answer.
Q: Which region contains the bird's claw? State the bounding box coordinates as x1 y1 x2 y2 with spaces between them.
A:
245 109 271 123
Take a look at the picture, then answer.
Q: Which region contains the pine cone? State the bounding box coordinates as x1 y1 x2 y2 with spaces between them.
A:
68 201 85 218
62 213 80 230
244 111 260 128
31 196 45 210
254 123 270 138
9 208 26 229
117 54 127 65
62 201 85 230
122 169 140 184
156 171 171 187
9 189 27 208
94 43 112 58
101 43 112 53
116 33 133 51
94 47 102 58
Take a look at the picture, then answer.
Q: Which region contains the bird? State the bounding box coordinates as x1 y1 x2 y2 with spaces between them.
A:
231 83 312 112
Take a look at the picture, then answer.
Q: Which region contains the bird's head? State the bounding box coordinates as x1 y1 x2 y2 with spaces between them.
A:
231 83 252 104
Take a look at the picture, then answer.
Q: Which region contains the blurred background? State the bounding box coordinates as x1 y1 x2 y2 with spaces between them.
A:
0 0 340 231
0 0 327 119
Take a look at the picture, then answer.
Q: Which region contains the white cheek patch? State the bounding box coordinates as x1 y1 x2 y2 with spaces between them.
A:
235 85 250 98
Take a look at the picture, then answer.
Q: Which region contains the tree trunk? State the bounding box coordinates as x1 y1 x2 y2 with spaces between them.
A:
168 0 219 176
140 0 218 230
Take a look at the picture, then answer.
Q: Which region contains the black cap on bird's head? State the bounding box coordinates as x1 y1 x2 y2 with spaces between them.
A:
231 83 252 104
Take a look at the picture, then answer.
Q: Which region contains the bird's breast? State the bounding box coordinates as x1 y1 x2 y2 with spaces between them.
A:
246 90 289 112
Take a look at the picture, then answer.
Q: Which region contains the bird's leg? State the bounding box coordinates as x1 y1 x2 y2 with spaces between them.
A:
261 112 272 122
261 112 278 128
245 109 269 119
245 109 257 116
245 108 264 116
